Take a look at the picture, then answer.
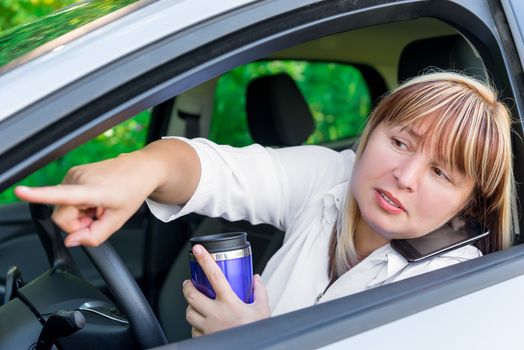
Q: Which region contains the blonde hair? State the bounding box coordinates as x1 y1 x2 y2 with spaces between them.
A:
329 71 516 280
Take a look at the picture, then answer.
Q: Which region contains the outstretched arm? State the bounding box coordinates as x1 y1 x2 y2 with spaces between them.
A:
15 138 201 247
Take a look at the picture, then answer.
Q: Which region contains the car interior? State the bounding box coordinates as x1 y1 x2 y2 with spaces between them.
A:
0 14 509 345
153 18 491 341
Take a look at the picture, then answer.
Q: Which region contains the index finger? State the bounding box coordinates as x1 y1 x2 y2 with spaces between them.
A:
192 244 237 300
15 185 100 207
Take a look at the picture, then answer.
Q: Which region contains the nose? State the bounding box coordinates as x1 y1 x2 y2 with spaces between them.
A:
393 156 424 192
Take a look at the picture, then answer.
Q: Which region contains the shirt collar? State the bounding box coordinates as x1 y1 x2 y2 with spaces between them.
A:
321 182 410 287
365 244 409 287
320 244 410 303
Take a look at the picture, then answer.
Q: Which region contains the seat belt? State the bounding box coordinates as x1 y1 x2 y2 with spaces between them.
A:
178 110 200 139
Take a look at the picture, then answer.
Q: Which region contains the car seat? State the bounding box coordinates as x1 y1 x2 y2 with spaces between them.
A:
157 73 315 342
397 34 487 83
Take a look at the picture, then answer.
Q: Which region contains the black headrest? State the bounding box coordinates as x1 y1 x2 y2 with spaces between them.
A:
246 73 315 146
398 35 486 83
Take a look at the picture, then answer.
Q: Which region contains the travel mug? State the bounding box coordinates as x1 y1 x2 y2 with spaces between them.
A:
189 232 254 303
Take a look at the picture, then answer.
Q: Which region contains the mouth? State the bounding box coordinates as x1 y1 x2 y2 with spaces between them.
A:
375 188 406 213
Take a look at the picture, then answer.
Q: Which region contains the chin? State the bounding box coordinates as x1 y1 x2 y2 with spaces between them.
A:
375 228 401 241
361 212 396 238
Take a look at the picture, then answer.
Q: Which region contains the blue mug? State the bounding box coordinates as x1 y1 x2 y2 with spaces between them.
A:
189 232 254 303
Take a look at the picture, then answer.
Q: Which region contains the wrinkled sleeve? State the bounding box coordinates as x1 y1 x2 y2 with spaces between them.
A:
145 137 350 231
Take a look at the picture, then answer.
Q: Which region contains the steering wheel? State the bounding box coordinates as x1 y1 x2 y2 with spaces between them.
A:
29 203 167 349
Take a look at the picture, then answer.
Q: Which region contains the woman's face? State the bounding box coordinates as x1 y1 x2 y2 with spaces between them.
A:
351 121 475 241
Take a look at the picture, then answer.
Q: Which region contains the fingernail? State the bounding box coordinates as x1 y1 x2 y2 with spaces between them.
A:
193 245 203 256
183 280 189 287
16 186 29 192
66 240 80 248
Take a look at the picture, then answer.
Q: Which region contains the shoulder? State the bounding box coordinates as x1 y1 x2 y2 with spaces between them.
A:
179 137 356 167
411 244 482 270
393 245 482 282
275 145 355 174
437 244 483 261
276 144 354 159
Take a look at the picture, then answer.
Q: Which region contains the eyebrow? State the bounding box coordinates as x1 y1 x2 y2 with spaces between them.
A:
401 125 462 175
400 126 423 141
400 125 450 167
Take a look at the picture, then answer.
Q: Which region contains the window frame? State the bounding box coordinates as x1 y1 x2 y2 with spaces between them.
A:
171 244 524 349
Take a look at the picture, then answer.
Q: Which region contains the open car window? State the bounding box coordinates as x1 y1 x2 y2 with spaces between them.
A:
0 112 150 205
209 60 372 147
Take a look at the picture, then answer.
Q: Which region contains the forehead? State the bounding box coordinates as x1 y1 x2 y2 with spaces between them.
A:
388 116 433 142
400 113 435 134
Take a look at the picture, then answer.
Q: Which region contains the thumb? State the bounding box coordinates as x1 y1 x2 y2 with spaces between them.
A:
64 210 122 247
253 274 269 311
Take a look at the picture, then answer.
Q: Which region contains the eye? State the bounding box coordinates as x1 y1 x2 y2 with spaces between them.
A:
432 166 451 182
391 137 408 150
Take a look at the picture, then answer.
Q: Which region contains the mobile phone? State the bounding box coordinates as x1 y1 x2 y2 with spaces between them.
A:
390 218 489 262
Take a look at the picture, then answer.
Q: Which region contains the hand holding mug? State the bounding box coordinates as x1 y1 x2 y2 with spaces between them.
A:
183 243 270 337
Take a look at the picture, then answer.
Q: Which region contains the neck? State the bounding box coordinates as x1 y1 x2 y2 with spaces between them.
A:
354 217 389 259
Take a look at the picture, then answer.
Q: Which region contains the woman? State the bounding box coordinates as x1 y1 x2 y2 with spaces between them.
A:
15 72 515 337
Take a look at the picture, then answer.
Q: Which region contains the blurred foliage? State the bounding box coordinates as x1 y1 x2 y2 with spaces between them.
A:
209 61 371 147
0 0 78 31
0 111 150 204
0 0 138 68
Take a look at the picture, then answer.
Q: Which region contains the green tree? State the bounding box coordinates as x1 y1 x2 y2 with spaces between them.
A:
0 0 78 31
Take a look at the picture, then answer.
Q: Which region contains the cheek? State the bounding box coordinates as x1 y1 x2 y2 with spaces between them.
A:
350 157 379 203
352 142 392 184
411 185 472 235
350 160 365 189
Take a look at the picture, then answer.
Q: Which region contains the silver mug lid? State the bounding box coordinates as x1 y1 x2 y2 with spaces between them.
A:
189 232 250 254
189 246 251 262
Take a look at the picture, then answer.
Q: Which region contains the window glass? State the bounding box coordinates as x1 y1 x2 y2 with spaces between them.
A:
0 0 139 69
209 60 371 147
0 111 150 204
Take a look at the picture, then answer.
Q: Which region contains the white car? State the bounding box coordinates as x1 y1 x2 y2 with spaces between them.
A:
0 0 523 349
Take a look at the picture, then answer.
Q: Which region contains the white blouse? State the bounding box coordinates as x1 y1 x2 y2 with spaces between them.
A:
146 137 482 316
